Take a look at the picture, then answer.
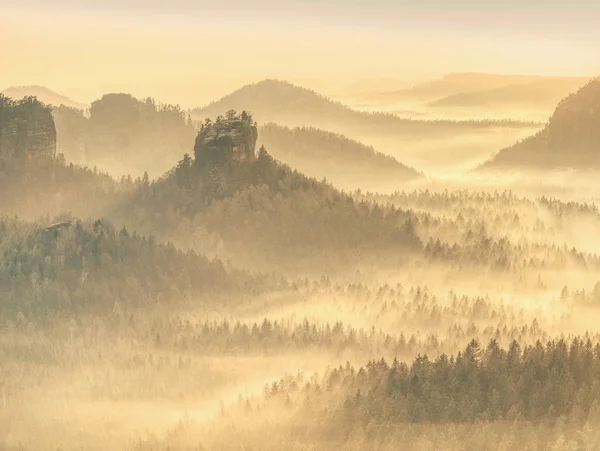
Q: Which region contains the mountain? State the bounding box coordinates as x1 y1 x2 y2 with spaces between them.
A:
193 79 358 127
480 78 600 170
370 73 587 103
258 124 421 190
52 104 89 164
192 80 536 134
340 78 417 96
50 93 196 177
114 112 421 273
429 77 589 109
192 80 540 172
1 85 87 110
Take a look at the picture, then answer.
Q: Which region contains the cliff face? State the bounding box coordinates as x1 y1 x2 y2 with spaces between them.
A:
0 95 56 161
194 112 257 166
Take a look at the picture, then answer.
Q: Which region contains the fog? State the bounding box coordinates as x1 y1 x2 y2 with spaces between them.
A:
3 2 600 450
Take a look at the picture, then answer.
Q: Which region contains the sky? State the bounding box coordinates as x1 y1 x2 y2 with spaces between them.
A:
1 0 599 106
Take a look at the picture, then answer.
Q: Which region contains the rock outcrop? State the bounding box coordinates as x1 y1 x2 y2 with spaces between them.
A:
0 95 56 161
194 111 257 166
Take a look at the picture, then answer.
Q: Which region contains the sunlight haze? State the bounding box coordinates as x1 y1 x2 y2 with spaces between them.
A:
2 1 600 450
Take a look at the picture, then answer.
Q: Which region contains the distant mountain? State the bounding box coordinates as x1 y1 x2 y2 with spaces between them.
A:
193 79 357 127
429 77 589 109
258 124 421 189
479 78 600 170
340 78 417 96
368 73 589 104
47 93 196 177
376 73 544 101
85 93 195 176
192 79 535 133
1 85 87 110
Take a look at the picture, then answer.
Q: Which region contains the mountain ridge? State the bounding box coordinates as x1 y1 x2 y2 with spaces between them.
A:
1 85 87 110
192 79 539 129
429 77 589 109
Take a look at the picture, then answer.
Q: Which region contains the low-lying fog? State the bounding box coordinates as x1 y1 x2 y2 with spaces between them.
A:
3 68 600 450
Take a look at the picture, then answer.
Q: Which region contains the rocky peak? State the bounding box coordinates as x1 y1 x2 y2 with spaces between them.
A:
0 94 57 161
194 110 257 166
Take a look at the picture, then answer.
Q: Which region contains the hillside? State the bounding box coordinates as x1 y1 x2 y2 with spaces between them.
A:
114 112 421 272
480 78 600 170
1 85 87 110
258 124 421 190
0 216 265 319
429 77 588 109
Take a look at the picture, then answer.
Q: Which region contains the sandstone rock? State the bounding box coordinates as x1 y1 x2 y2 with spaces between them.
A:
194 112 257 166
0 95 56 161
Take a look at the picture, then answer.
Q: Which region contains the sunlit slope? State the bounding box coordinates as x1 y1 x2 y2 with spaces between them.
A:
258 123 421 190
481 78 600 170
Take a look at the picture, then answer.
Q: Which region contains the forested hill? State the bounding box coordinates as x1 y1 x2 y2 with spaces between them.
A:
114 112 422 272
192 79 358 127
480 78 600 170
0 217 266 319
0 95 127 218
258 124 421 190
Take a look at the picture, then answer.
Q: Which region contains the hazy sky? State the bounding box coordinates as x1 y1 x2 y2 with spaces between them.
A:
2 0 599 106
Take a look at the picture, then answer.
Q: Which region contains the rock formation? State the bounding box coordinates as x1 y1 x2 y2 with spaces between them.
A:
194 110 257 166
0 95 57 161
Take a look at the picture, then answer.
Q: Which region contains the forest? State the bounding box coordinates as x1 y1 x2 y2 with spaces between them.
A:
1 61 600 451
